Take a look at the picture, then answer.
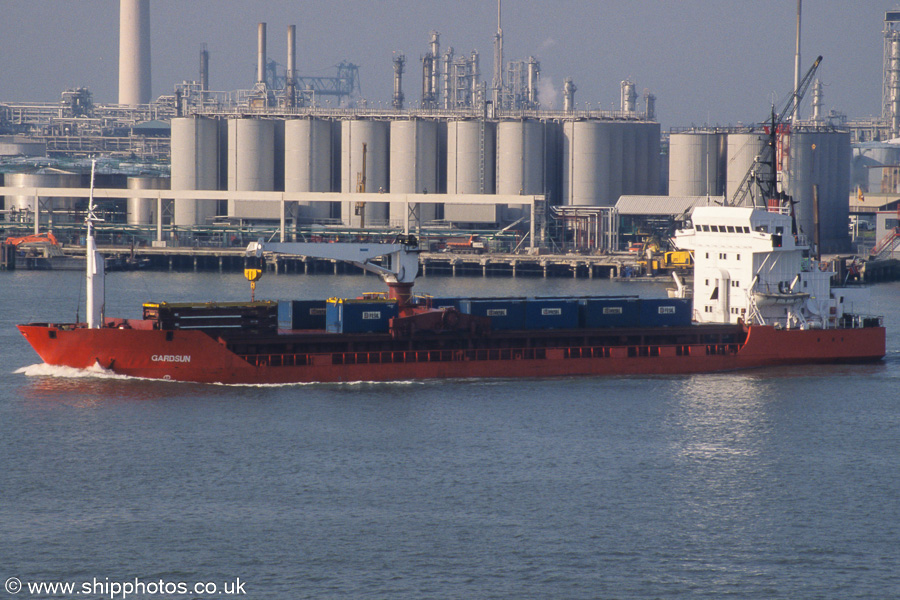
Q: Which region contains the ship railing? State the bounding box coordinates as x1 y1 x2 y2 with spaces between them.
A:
838 314 884 329
239 341 742 367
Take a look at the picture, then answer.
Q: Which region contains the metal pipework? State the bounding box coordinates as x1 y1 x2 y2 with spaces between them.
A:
392 54 406 109
621 80 637 112
811 79 823 122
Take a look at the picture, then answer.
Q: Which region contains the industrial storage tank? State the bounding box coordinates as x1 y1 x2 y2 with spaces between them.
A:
0 136 46 157
170 116 222 226
497 119 544 220
4 170 82 224
668 131 726 196
632 122 662 197
852 142 900 193
562 120 661 206
562 120 611 206
725 131 768 204
389 118 438 226
341 119 389 227
788 128 851 253
284 117 334 222
126 176 170 225
445 119 496 223
228 118 277 220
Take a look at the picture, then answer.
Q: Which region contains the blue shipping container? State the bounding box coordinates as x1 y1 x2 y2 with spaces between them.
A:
279 300 327 330
420 296 461 311
326 299 398 333
638 298 692 327
525 298 579 329
580 298 641 328
459 299 526 330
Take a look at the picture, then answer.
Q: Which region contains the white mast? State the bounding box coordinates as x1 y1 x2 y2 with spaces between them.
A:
85 160 105 328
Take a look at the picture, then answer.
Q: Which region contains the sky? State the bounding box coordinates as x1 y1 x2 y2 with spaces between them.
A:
0 1 894 130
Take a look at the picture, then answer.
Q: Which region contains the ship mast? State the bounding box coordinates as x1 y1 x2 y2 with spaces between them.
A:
85 159 105 328
729 55 822 209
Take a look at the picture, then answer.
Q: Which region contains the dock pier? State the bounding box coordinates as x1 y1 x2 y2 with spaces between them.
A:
67 246 636 280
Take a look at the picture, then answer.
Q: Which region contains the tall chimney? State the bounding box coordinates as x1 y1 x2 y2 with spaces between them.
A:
118 0 151 105
257 23 267 85
285 25 296 106
199 44 209 91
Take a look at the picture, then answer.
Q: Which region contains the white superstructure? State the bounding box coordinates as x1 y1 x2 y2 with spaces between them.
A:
674 206 865 329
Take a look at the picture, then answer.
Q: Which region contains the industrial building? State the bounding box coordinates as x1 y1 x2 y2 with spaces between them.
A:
2 2 898 259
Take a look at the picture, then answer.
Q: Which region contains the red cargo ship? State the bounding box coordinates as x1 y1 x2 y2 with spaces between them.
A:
17 204 886 384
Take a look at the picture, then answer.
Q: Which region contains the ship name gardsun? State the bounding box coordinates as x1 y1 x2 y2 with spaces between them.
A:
151 354 192 363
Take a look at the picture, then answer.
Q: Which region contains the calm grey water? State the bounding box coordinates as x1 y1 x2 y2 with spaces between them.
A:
1 269 898 599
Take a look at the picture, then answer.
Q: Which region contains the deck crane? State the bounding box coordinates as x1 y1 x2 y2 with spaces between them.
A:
729 55 822 209
246 234 421 307
245 234 492 335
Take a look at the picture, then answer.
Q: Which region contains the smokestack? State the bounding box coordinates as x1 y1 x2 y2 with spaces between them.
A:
118 0 151 105
257 23 267 85
285 25 296 106
286 26 296 82
563 77 576 113
199 44 209 91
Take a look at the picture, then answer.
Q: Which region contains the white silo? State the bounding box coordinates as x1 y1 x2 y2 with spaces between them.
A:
447 120 496 194
497 119 544 220
285 118 334 222
726 131 769 205
5 170 82 224
118 0 151 105
126 176 170 225
606 121 625 207
562 120 611 206
228 118 276 219
171 116 221 226
445 119 496 222
788 129 851 253
341 119 390 227
390 118 438 226
852 142 900 193
668 131 726 197
629 122 661 196
622 122 640 194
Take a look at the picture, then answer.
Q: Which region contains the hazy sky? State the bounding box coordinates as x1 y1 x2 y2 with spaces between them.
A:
0 1 894 130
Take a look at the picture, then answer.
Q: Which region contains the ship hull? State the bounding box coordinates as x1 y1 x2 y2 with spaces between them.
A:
17 322 886 385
